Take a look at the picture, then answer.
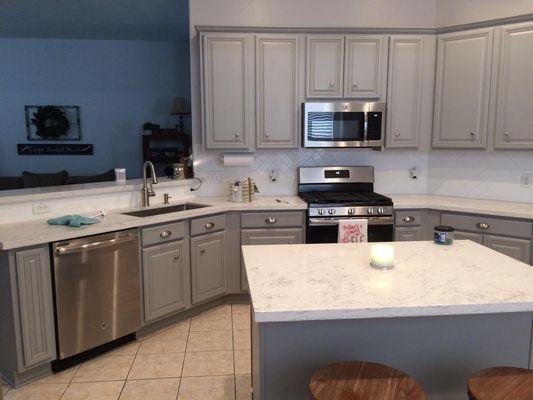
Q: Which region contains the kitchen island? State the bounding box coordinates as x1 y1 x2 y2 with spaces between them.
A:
242 241 533 400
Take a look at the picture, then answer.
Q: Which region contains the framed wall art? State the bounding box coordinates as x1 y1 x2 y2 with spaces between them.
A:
25 105 81 141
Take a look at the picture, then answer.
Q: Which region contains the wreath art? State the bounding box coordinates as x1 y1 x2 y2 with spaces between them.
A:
31 106 71 139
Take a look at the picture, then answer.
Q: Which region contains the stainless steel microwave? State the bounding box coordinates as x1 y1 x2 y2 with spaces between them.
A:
303 102 386 149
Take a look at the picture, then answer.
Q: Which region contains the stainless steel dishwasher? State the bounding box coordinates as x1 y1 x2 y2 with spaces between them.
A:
53 229 141 359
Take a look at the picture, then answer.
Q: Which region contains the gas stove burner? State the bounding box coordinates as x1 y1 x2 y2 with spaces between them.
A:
301 191 393 207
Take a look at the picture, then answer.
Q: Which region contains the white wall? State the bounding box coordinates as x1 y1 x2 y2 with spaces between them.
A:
436 0 533 27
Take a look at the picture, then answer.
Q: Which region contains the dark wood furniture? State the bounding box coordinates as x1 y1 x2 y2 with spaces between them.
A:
468 367 533 400
142 132 192 178
309 361 426 400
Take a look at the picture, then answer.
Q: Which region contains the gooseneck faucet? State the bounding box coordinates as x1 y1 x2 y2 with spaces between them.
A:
142 161 159 207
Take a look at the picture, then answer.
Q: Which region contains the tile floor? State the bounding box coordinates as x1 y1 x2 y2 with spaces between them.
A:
2 303 252 400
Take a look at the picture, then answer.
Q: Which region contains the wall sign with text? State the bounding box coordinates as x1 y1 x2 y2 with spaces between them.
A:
17 144 94 156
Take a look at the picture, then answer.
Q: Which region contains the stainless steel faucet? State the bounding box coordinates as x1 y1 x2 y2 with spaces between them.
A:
142 161 159 207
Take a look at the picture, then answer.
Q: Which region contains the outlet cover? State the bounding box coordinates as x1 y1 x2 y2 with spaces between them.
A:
521 173 532 188
33 203 50 215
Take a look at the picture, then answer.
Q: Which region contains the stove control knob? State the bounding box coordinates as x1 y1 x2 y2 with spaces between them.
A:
378 207 384 214
328 208 336 215
317 209 326 215
367 207 375 215
347 208 355 215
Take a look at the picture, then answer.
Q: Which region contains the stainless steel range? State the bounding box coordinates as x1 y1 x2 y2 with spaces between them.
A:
298 166 394 243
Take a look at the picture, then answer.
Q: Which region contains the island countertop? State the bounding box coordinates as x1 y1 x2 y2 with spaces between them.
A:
242 240 533 323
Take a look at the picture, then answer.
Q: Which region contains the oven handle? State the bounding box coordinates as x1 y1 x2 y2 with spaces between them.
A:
308 217 393 226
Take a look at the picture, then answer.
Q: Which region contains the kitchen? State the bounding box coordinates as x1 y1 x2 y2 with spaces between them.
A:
1 1 533 400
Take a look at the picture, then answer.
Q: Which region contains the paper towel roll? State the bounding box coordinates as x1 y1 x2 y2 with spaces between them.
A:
221 154 254 167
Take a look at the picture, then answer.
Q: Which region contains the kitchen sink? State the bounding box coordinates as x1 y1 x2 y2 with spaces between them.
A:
122 203 210 218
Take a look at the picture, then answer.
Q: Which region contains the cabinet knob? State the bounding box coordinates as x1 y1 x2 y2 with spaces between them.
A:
470 131 477 139
289 241 294 244
504 131 511 140
329 82 335 88
160 230 172 238
476 222 490 230
174 255 180 260
352 81 358 88
234 132 240 140
205 222 215 229
265 217 277 224
395 132 400 138
200 249 206 255
265 133 270 139
403 216 414 223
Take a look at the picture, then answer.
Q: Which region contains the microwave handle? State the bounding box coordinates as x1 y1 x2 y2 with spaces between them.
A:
363 111 369 143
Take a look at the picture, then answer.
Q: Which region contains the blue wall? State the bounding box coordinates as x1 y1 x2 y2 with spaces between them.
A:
0 38 191 179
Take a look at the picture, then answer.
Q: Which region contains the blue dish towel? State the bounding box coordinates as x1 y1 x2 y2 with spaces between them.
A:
47 215 100 228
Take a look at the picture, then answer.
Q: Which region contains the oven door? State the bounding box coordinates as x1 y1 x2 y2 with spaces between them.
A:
307 217 394 243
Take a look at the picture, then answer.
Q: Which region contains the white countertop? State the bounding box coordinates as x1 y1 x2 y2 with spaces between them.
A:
0 196 306 250
243 240 533 323
391 195 533 219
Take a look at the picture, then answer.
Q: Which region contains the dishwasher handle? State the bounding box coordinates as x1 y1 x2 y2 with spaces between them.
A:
56 234 138 255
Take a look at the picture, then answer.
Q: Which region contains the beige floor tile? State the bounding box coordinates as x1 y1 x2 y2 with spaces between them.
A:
187 330 233 352
72 356 134 383
235 375 252 400
119 378 180 400
127 353 184 380
138 329 187 354
232 330 251 350
178 376 235 400
231 305 251 330
61 381 124 400
234 350 251 375
35 367 79 385
190 305 232 332
158 319 191 336
106 340 141 356
182 351 234 377
4 383 67 400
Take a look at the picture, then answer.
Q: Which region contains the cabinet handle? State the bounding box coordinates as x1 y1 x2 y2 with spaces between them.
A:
205 222 215 230
403 216 414 223
200 249 206 255
174 255 180 260
329 82 335 88
265 217 277 224
160 230 172 238
476 222 490 230
289 241 294 244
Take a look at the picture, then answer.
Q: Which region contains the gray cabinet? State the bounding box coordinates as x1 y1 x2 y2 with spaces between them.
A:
306 35 344 98
142 241 190 323
256 34 302 149
241 228 304 291
344 35 388 99
483 234 531 263
395 226 422 241
494 22 533 149
191 231 227 304
201 32 254 151
454 230 483 244
15 247 56 369
433 28 494 149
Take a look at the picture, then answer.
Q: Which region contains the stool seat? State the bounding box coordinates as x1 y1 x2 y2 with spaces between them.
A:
468 367 533 400
309 361 426 400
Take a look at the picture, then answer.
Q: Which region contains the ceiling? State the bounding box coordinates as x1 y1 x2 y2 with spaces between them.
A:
0 0 189 41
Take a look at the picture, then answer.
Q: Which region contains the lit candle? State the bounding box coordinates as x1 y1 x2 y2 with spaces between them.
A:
370 244 394 270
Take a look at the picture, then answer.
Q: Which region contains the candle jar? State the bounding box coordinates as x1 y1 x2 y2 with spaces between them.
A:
434 225 454 245
370 244 394 270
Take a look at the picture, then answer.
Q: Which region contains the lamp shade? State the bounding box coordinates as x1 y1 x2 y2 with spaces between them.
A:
171 97 190 115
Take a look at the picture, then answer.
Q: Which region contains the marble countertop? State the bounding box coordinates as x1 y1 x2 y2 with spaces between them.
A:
0 196 306 250
391 195 533 219
243 240 533 323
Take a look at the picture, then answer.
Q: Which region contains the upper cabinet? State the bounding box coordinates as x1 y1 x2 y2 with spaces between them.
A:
386 35 436 148
201 32 255 151
432 28 494 149
494 22 533 149
306 35 344 98
344 35 388 99
256 35 302 149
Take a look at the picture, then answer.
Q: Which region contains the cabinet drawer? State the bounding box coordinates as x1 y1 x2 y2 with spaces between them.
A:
191 214 226 236
395 210 423 226
241 211 304 228
441 213 532 239
142 222 186 247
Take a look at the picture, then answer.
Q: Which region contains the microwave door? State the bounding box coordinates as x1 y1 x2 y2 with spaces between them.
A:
306 111 365 147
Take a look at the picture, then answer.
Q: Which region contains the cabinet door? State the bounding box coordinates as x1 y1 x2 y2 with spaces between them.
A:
201 33 254 151
142 241 189 323
454 230 483 244
484 234 531 264
386 36 424 148
344 35 388 99
395 226 422 242
191 231 227 304
256 35 301 148
494 22 533 149
241 229 304 291
15 247 56 369
433 28 494 148
306 36 344 98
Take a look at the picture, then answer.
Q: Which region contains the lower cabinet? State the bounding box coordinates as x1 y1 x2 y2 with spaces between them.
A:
241 228 304 291
191 231 227 304
484 234 531 263
395 226 422 241
454 230 483 244
142 241 190 323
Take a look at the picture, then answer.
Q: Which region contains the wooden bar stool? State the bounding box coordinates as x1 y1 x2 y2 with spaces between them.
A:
309 361 426 400
468 367 533 400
